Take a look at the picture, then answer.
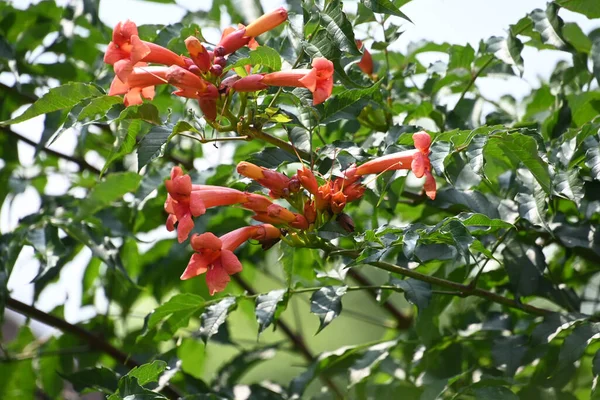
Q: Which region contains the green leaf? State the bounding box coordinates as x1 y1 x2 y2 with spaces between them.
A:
286 126 311 154
137 126 173 171
144 293 205 340
557 323 600 372
116 103 162 125
486 133 552 194
361 0 411 22
126 361 167 386
554 168 584 205
593 350 600 376
225 46 282 72
79 172 142 217
110 376 167 400
529 4 569 51
473 386 518 400
593 38 600 86
349 340 398 386
555 0 600 18
567 92 600 127
199 296 237 344
255 289 289 336
586 145 600 181
310 285 347 334
63 367 119 394
77 95 122 121
213 345 278 389
321 0 361 56
0 83 102 126
491 335 527 377
321 80 382 123
389 277 431 311
486 33 524 75
502 239 546 297
102 119 146 174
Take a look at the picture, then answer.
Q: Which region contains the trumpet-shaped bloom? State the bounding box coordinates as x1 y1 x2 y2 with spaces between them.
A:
237 161 296 198
181 224 281 295
297 167 319 195
109 65 168 106
356 40 373 75
164 167 249 242
184 36 211 72
252 204 309 229
351 131 437 200
217 8 287 55
104 20 186 82
231 58 334 105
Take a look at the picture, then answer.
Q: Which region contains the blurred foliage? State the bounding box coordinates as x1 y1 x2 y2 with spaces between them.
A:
1 0 600 399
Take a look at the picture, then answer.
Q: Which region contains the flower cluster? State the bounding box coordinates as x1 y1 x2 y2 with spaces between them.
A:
162 132 436 295
104 8 336 122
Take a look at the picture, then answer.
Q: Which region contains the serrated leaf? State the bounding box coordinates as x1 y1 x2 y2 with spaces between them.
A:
473 386 518 400
502 239 546 297
310 285 347 334
491 335 527 377
486 33 524 75
79 172 142 217
286 126 311 154
349 340 398 386
465 135 487 174
199 297 237 344
77 95 123 121
515 191 548 229
225 46 282 72
529 4 569 51
63 367 119 393
362 0 411 22
109 375 167 400
586 145 600 181
321 0 361 56
116 103 162 125
321 81 382 123
102 119 145 174
555 0 600 18
557 323 600 372
429 141 451 175
390 277 431 311
0 83 102 126
144 293 205 339
213 345 278 389
593 350 600 376
137 126 172 171
486 133 551 194
554 168 584 205
255 289 288 335
126 361 167 386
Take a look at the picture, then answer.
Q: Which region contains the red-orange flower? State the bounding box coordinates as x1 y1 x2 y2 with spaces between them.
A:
109 65 167 106
231 58 334 105
216 8 288 55
181 224 281 295
350 131 436 200
297 167 319 195
184 36 211 72
237 161 297 198
252 204 309 230
356 40 373 75
164 167 249 242
104 20 186 82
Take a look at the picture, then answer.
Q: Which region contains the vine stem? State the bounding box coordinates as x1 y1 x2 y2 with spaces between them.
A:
456 56 494 105
2 127 101 174
5 297 184 400
231 275 345 399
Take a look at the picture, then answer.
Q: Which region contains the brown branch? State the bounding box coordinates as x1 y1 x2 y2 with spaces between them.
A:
6 297 184 399
231 275 344 399
2 127 101 174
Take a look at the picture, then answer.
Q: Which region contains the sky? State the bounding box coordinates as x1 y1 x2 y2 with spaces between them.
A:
3 0 599 334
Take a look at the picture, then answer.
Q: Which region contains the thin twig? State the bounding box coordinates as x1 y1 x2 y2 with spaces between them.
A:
5 297 184 400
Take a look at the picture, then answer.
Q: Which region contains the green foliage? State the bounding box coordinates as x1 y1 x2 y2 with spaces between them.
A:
1 0 600 399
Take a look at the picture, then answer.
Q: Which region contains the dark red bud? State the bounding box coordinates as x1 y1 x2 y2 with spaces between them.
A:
213 46 225 57
289 177 301 193
188 65 201 75
214 56 227 68
210 64 223 76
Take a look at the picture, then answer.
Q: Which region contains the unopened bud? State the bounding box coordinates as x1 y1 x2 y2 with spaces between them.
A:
210 64 223 76
213 46 225 57
214 56 227 68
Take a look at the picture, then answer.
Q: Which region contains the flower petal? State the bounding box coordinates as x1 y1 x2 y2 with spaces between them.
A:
190 232 222 252
413 131 431 153
424 170 437 200
206 265 231 295
176 213 194 243
129 35 151 65
220 249 243 275
411 152 426 178
180 253 210 280
189 191 207 217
